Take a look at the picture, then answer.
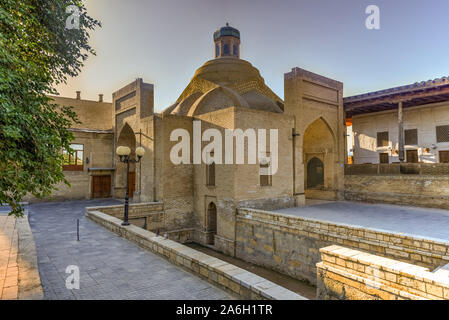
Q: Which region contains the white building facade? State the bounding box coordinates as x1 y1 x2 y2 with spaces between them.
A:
345 77 449 164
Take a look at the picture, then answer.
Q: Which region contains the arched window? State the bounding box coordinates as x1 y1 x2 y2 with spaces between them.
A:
215 44 220 57
223 44 230 55
233 44 238 56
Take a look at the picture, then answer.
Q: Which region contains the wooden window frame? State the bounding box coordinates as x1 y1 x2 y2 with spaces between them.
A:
404 129 418 145
406 149 419 163
379 153 389 164
436 125 449 143
260 162 272 187
439 150 449 163
377 131 389 147
63 144 84 171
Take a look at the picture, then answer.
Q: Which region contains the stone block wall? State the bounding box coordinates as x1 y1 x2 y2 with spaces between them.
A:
236 208 449 285
86 202 164 232
345 175 449 209
317 245 449 300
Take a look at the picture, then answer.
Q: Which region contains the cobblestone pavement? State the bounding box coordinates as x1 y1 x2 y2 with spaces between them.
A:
27 200 232 300
274 200 449 241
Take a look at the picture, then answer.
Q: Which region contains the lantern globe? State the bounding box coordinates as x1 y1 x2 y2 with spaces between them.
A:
136 147 145 157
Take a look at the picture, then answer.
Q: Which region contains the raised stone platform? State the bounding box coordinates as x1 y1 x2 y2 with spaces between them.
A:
273 200 449 241
236 204 449 285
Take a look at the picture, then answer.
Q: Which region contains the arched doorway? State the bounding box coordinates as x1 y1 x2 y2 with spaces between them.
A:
116 123 136 198
207 202 217 245
307 157 324 189
303 117 336 200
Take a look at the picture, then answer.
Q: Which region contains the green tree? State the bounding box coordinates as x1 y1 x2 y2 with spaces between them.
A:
0 0 101 215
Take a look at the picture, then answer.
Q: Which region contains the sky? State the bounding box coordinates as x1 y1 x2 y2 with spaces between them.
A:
55 0 449 112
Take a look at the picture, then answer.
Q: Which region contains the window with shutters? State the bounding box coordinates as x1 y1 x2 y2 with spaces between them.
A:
405 129 418 145
440 151 449 163
406 149 419 163
379 153 389 164
260 162 272 187
436 125 449 143
377 131 389 147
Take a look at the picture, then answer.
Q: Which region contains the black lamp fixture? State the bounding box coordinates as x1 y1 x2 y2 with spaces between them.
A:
116 145 145 226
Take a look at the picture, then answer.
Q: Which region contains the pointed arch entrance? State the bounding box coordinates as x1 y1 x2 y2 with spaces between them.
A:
303 117 337 200
207 202 217 245
115 123 136 198
307 157 324 189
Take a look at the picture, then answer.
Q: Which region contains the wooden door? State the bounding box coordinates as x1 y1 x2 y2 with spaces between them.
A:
92 175 111 198
440 151 449 163
128 172 135 198
379 153 389 164
406 150 418 163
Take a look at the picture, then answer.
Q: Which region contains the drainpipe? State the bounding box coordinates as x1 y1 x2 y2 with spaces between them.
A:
292 122 301 202
398 101 405 162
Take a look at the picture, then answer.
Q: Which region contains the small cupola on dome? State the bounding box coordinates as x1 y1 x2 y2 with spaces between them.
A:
213 23 240 59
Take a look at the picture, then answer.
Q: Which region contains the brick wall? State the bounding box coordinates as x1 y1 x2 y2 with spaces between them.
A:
345 175 449 209
236 208 449 285
86 202 164 232
317 245 449 300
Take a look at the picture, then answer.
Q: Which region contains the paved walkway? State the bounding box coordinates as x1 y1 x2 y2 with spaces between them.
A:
273 200 449 241
0 215 19 299
27 200 232 300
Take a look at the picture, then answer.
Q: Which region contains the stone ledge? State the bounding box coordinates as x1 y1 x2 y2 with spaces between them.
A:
86 202 163 212
317 245 449 300
86 209 306 300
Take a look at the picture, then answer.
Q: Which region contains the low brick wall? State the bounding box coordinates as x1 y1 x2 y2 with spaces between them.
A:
345 163 449 176
345 175 449 209
86 202 164 232
86 210 305 300
236 208 449 285
317 245 449 300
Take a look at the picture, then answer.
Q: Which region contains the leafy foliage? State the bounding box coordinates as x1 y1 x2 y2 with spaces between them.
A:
0 0 101 215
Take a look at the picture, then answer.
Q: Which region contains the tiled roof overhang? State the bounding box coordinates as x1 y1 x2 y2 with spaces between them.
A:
344 77 449 117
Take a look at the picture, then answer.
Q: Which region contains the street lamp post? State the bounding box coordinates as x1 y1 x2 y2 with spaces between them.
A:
116 145 145 226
